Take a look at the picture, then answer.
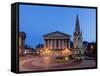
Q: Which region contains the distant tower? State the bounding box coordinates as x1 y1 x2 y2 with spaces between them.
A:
19 32 26 56
73 15 83 49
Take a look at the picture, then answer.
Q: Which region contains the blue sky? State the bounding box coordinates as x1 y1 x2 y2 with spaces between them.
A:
19 4 96 48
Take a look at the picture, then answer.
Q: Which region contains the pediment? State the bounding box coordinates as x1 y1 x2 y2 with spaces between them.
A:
43 31 70 37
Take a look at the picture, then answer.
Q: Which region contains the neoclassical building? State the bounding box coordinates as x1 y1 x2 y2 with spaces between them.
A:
41 15 84 57
43 31 71 50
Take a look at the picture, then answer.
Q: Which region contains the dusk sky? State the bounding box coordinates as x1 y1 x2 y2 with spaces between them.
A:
19 4 96 48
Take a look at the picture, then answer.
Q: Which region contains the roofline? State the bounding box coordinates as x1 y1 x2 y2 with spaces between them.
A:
43 31 71 37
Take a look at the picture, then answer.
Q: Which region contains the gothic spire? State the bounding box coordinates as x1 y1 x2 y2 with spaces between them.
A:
75 15 80 33
81 29 82 35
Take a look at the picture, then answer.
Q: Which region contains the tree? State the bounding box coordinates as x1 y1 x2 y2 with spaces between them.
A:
25 44 31 49
35 44 44 49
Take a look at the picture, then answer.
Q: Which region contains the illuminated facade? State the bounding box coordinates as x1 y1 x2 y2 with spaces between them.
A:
43 31 71 50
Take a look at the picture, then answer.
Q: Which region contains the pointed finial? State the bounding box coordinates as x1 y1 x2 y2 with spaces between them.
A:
81 29 82 35
75 14 80 33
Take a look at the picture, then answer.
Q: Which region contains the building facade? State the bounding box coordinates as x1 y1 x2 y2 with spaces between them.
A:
19 32 26 56
43 31 71 50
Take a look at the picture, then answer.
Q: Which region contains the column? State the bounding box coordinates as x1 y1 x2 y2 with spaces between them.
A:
55 39 57 50
60 39 62 49
49 39 51 49
52 39 53 49
67 39 68 48
50 39 53 49
61 39 63 49
58 39 61 50
54 39 56 50
46 40 48 48
68 39 70 49
60 40 62 49
53 39 55 49
63 39 65 49
47 39 50 49
44 39 47 48
65 39 67 48
60 40 61 49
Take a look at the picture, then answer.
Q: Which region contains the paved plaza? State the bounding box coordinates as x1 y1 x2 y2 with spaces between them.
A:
19 55 96 72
